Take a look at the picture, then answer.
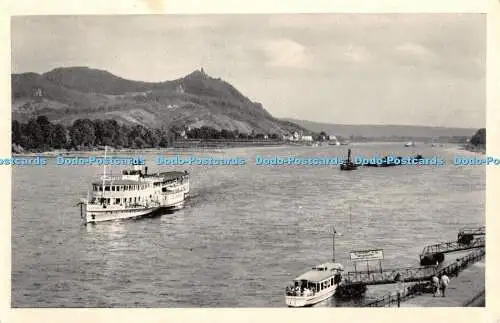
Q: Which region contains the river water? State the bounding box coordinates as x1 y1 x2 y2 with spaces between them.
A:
11 143 485 307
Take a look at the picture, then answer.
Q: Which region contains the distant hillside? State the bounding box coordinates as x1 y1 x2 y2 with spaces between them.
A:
283 118 477 140
12 67 307 136
42 67 158 94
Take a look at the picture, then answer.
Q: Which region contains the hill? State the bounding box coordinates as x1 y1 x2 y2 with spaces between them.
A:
469 128 486 146
12 67 307 136
283 118 477 141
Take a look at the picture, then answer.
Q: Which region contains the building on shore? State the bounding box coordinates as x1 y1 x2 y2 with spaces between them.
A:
282 132 315 142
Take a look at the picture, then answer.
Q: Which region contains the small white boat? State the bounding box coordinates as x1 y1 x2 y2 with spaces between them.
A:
405 141 415 147
285 262 344 307
285 227 344 307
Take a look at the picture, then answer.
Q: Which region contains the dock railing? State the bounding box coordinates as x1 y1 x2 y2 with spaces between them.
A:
365 282 431 307
435 248 485 277
364 248 485 307
420 236 485 258
344 266 436 285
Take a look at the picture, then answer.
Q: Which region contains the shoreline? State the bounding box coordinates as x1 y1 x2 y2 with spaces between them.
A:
11 141 481 157
10 143 487 160
11 142 303 157
11 146 295 157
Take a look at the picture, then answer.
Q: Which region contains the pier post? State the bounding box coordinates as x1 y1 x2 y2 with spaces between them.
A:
332 230 335 262
349 205 352 226
331 226 337 263
397 292 400 307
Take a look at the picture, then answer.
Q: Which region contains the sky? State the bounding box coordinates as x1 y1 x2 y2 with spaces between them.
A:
11 14 485 128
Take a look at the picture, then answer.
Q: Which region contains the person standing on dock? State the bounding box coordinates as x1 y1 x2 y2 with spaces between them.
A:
432 275 440 297
440 274 450 297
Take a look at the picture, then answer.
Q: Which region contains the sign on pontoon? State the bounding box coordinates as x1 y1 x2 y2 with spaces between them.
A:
349 249 384 262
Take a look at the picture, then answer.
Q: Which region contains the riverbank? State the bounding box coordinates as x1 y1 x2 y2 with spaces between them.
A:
11 141 300 157
12 147 225 157
11 142 483 158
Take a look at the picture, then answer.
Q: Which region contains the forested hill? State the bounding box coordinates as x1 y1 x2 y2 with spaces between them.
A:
469 128 486 146
12 66 306 137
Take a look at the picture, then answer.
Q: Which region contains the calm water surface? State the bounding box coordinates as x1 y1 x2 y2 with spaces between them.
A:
12 143 485 307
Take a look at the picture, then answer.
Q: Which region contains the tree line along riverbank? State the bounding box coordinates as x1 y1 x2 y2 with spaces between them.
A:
11 116 295 154
11 115 486 154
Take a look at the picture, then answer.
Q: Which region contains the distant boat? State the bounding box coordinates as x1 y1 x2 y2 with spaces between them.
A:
340 148 358 170
405 142 415 147
379 156 402 167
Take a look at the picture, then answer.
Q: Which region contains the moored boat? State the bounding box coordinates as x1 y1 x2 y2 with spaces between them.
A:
285 262 344 307
285 227 344 307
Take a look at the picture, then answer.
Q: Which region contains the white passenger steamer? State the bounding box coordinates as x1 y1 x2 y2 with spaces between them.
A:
79 151 189 224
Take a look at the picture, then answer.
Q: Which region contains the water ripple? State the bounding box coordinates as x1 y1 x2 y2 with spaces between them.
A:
12 144 484 307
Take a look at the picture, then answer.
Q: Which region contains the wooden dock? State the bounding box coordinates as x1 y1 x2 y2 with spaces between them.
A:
361 249 485 307
328 227 486 302
337 248 485 301
419 236 484 265
337 266 435 299
343 266 436 286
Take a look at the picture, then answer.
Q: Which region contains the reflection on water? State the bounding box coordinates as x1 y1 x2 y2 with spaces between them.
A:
12 144 485 307
85 219 126 235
